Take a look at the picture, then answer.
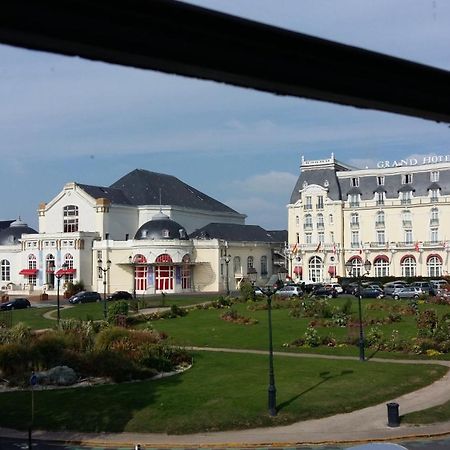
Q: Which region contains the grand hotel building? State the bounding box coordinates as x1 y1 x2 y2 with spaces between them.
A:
287 154 450 282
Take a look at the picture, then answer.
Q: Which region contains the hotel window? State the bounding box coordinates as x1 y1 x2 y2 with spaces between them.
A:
401 210 412 227
404 229 413 244
316 213 324 229
330 231 335 243
1 260 10 282
295 215 299 225
430 188 439 202
316 196 324 210
350 212 359 226
318 232 325 243
430 228 439 243
305 233 312 244
430 171 439 182
375 191 384 205
233 256 241 274
430 207 439 225
374 257 389 277
401 173 413 184
247 256 254 271
296 232 300 243
401 256 416 277
304 196 312 210
304 214 313 229
376 176 385 186
375 211 385 226
351 231 359 248
351 177 359 187
400 191 412 204
427 256 442 277
63 205 79 232
376 230 386 245
329 214 334 224
349 194 359 207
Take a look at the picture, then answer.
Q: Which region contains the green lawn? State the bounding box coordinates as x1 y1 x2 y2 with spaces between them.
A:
0 307 55 330
0 351 445 434
403 400 450 425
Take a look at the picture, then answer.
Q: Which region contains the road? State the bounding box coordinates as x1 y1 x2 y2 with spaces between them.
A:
3 437 450 450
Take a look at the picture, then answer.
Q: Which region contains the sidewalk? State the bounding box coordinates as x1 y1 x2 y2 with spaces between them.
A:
1 349 450 447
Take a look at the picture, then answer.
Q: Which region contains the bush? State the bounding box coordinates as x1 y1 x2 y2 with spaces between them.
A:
239 281 255 302
107 300 129 324
95 327 130 351
303 326 320 347
31 332 70 370
0 343 32 377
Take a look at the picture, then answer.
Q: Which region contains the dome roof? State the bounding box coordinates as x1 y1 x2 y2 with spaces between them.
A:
134 214 189 240
0 219 38 245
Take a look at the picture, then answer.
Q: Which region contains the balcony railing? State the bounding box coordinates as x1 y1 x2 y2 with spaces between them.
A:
316 203 324 210
303 204 313 210
349 202 360 207
402 220 412 227
350 242 360 248
350 222 360 229
430 218 439 226
400 199 412 205
430 197 439 203
316 223 325 230
375 220 385 228
303 223 313 230
369 242 387 248
376 200 385 206
423 241 443 247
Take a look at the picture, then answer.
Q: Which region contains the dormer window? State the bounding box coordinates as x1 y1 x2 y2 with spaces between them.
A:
431 171 439 182
376 176 385 186
351 177 359 187
401 173 413 184
162 229 170 238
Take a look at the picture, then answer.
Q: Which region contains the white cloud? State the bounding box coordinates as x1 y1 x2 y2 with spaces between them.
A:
232 171 298 194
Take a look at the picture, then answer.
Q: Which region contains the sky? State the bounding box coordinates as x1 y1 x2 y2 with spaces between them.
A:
0 0 449 231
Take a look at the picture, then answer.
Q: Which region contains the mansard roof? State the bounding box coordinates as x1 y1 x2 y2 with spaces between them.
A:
190 223 284 242
77 184 134 205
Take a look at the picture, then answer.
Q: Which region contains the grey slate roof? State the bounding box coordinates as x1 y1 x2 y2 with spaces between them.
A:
0 220 14 231
77 184 134 205
290 163 450 202
0 220 37 246
190 223 283 242
266 230 288 243
110 169 239 213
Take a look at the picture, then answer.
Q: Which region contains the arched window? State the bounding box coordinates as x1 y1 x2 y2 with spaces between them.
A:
28 254 37 269
427 255 442 277
375 211 385 226
63 205 79 232
155 254 173 263
304 214 313 228
401 256 416 277
64 253 74 268
346 256 362 277
247 256 254 271
260 255 268 276
373 256 389 277
134 254 147 292
1 260 10 282
308 256 323 282
233 256 241 274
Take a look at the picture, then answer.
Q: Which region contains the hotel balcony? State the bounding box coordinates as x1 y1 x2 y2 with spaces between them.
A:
375 221 385 228
402 220 412 227
350 222 360 229
316 223 325 230
349 202 360 208
423 241 443 248
303 223 313 230
400 199 412 205
303 204 313 210
369 242 387 248
430 218 439 226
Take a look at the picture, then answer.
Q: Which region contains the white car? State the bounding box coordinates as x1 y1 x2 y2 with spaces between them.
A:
329 283 343 294
392 286 423 300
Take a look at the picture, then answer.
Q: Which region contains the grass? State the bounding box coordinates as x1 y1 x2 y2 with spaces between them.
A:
0 307 55 330
0 351 445 434
403 400 450 425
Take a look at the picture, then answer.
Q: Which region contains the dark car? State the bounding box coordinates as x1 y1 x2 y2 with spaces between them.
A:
106 291 133 301
313 284 338 298
68 291 101 304
0 297 31 310
357 287 384 299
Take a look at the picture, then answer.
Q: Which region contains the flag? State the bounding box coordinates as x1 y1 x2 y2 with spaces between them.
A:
359 242 363 255
332 243 337 255
292 243 298 254
315 241 322 252
414 241 420 252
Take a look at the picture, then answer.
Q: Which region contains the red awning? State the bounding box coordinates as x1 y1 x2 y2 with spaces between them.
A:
19 269 38 276
55 268 76 276
328 266 336 275
293 266 302 275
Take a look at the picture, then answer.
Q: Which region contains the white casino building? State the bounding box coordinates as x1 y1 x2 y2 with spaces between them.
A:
0 169 286 296
287 154 450 282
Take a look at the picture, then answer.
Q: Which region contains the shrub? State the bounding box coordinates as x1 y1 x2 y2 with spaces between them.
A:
366 326 384 348
0 343 32 377
95 327 130 351
303 326 320 347
220 309 258 325
239 281 255 302
341 298 353 316
107 300 129 324
416 309 438 337
31 332 69 370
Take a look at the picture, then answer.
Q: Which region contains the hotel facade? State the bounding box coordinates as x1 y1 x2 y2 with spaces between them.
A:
287 154 450 282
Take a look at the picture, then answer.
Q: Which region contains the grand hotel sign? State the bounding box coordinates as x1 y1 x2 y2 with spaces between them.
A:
377 154 450 168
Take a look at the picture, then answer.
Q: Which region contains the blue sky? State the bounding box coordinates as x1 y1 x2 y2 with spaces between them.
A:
0 0 449 230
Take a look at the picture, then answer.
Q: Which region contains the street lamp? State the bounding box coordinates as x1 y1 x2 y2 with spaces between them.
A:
98 258 111 319
345 258 372 361
54 263 68 327
224 254 231 296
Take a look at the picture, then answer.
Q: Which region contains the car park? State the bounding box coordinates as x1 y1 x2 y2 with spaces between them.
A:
410 281 435 295
0 297 31 310
106 290 133 301
275 285 303 298
329 283 343 294
68 291 102 304
358 287 384 298
430 279 450 292
392 286 423 300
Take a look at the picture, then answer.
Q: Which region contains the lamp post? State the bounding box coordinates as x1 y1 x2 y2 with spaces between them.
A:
283 247 294 280
345 258 372 362
224 254 231 296
54 263 68 328
256 266 285 417
98 258 111 319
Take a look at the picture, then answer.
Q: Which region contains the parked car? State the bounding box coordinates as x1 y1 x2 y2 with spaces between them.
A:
312 284 338 298
329 283 343 294
410 281 435 296
383 281 408 296
68 291 102 304
392 286 423 300
253 287 265 297
358 287 384 299
0 297 31 310
106 290 133 301
430 280 450 292
275 285 303 298
343 282 360 295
